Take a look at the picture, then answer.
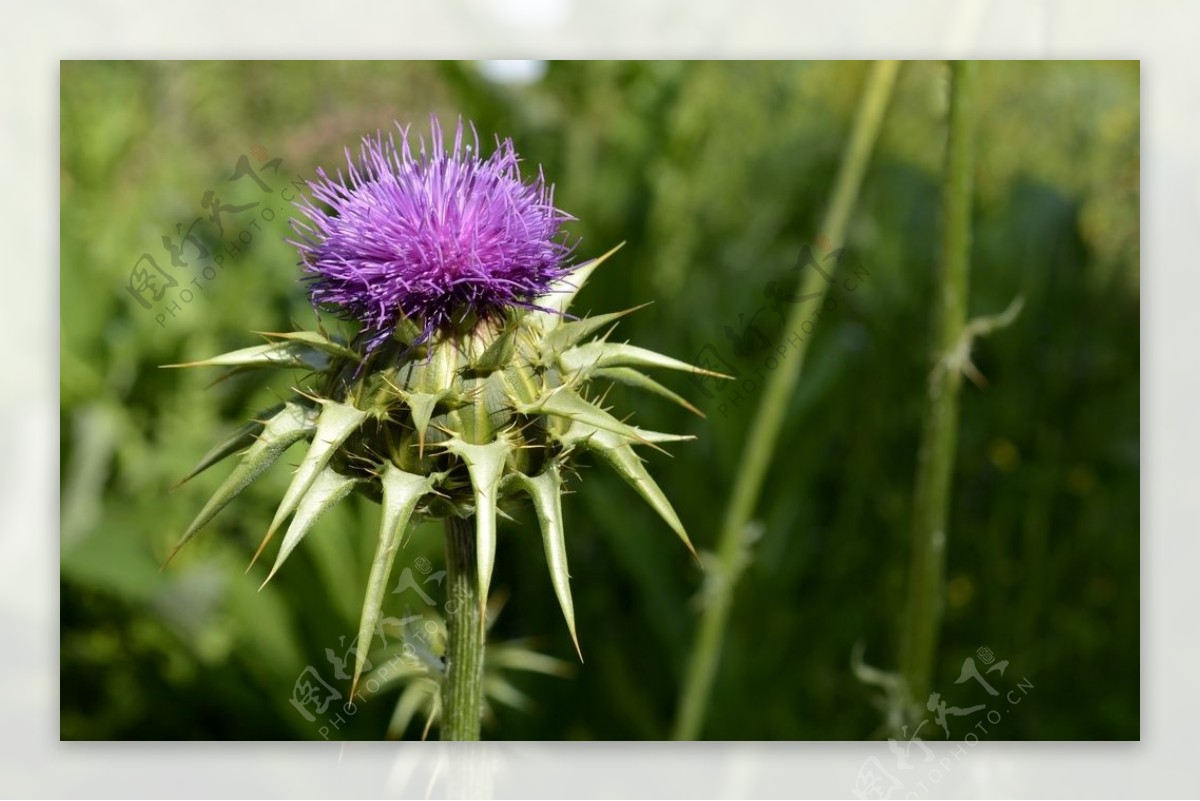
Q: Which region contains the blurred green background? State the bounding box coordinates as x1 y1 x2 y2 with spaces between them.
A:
60 60 1139 740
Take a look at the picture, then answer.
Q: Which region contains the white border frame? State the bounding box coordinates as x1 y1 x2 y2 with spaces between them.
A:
13 0 1195 796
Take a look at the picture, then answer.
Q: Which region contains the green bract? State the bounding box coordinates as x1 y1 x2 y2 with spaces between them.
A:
165 245 727 693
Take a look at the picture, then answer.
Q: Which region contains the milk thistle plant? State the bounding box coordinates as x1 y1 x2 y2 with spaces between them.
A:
166 118 722 740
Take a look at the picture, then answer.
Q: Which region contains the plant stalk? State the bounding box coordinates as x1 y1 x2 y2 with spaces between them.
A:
899 60 978 720
441 515 485 741
672 60 902 740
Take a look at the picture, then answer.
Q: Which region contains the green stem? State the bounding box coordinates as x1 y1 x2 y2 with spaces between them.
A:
899 60 977 720
672 60 902 741
441 515 485 741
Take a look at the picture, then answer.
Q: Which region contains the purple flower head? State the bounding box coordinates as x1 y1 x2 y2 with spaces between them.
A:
290 117 576 354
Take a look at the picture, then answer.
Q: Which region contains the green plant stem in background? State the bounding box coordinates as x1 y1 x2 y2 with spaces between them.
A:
899 60 978 720
441 515 485 741
672 60 902 741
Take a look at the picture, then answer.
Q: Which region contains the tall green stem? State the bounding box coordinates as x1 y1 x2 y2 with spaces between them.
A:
442 515 485 741
899 60 977 719
672 60 901 740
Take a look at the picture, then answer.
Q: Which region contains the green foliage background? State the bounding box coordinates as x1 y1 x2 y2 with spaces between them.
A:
60 60 1139 740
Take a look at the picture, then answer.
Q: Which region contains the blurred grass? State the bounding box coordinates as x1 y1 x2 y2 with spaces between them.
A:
60 60 1139 740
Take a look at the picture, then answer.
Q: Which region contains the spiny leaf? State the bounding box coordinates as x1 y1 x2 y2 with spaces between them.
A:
487 643 574 676
390 315 425 347
402 390 447 458
254 330 361 362
252 402 368 568
540 303 649 358
352 465 439 696
162 340 331 371
628 426 697 445
483 675 533 712
260 466 359 588
519 386 655 448
471 321 518 371
421 693 442 740
409 337 459 395
358 659 423 701
165 403 315 565
495 361 545 408
510 464 581 660
443 436 511 613
367 618 445 676
533 242 625 327
592 366 704 417
172 404 283 488
560 341 733 380
388 679 440 739
559 421 696 557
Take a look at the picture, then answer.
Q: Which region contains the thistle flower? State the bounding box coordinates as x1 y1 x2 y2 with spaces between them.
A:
165 118 729 728
290 118 575 355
